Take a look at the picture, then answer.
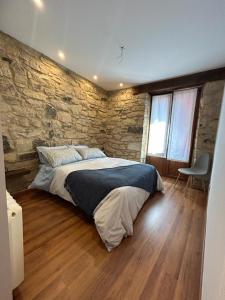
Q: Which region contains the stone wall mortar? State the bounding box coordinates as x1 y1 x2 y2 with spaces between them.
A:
0 31 108 192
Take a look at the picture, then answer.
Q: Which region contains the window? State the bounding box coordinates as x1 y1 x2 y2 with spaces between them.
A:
148 88 198 162
148 94 172 157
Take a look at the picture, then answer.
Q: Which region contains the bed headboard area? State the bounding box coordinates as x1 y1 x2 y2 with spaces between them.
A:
1 31 225 193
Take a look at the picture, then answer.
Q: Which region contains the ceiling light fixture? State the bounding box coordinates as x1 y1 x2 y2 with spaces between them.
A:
58 50 65 60
93 75 98 81
117 45 126 64
33 0 44 10
119 83 124 88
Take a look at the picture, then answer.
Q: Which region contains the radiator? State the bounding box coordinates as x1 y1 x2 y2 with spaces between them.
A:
7 191 24 289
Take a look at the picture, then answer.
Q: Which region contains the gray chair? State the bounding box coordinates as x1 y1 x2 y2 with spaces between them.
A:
174 153 210 192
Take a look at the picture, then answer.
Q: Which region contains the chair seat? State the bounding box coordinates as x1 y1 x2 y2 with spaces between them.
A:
178 167 207 176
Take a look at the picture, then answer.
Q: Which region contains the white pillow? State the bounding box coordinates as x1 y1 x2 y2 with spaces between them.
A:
77 148 106 160
37 145 88 164
40 147 82 168
37 145 67 164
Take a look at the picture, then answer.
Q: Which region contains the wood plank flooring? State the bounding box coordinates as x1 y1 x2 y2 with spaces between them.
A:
13 178 206 300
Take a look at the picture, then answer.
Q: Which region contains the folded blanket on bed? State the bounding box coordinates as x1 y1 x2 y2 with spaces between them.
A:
64 164 158 217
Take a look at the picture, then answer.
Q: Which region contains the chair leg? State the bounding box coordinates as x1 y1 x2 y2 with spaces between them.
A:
185 176 190 192
174 172 181 187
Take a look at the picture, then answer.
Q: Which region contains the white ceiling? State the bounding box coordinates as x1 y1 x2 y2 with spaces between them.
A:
0 0 225 91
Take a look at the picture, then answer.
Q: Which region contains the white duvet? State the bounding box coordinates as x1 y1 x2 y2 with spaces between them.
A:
49 157 163 251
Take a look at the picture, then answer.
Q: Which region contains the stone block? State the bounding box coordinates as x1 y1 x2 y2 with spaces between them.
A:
18 152 38 161
127 142 142 151
3 135 13 153
1 56 13 64
4 152 17 162
45 104 57 118
23 89 47 101
63 96 72 102
16 140 32 153
57 111 72 123
127 126 143 134
32 139 49 149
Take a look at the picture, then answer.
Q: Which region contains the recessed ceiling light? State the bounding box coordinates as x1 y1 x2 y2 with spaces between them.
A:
33 0 44 10
58 51 65 60
93 75 98 81
119 83 124 87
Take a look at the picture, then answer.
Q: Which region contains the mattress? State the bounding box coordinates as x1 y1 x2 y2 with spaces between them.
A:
31 157 164 250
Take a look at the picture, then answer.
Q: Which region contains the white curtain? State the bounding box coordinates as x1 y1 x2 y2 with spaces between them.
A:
148 94 171 157
167 88 197 162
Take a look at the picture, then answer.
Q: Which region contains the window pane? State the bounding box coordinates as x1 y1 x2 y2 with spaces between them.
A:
148 94 171 157
167 88 197 162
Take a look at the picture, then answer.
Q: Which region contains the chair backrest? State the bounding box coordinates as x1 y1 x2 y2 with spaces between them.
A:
194 153 210 173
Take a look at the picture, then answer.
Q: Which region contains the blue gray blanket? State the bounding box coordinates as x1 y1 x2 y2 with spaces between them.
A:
64 164 158 217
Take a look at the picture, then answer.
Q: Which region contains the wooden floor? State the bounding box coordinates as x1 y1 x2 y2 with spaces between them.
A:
13 178 206 300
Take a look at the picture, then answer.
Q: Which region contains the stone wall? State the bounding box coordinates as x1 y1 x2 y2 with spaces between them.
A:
194 80 224 161
0 31 224 193
104 89 150 161
0 31 108 192
105 81 225 179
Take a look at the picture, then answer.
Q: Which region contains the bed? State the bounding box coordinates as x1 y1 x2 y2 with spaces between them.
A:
30 146 163 251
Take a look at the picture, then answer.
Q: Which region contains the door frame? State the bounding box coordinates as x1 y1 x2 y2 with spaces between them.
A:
146 86 202 178
0 132 13 299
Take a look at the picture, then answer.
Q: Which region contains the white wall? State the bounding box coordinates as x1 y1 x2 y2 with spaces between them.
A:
0 133 12 300
202 87 225 300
